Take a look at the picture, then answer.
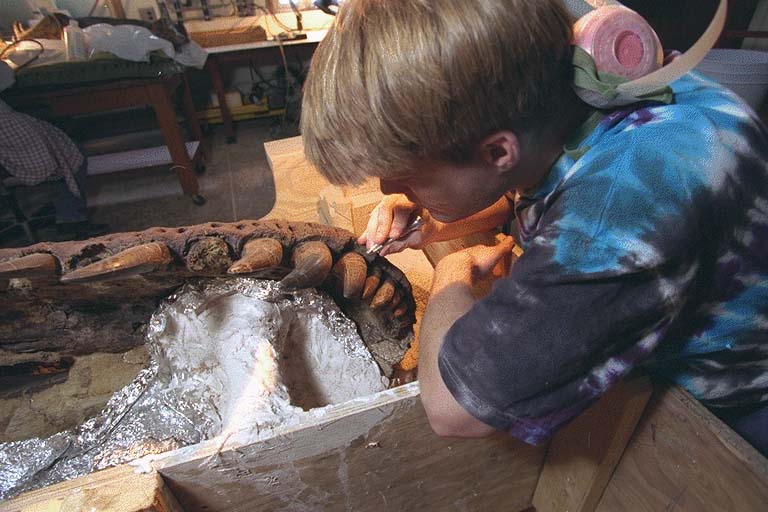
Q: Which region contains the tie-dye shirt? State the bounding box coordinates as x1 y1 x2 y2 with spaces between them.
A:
438 72 768 445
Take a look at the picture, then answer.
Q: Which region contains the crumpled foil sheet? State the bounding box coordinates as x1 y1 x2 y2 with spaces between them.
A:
0 278 380 500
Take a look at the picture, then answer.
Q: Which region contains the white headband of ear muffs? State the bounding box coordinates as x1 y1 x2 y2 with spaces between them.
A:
564 0 728 108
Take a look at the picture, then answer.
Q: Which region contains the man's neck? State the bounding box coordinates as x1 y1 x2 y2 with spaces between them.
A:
515 98 592 193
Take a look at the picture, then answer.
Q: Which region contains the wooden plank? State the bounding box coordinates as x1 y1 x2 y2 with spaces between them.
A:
263 136 305 172
318 185 383 236
155 383 546 512
263 138 329 223
596 383 768 512
0 465 183 512
533 375 653 512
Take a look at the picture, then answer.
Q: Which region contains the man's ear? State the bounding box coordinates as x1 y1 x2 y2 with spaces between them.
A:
478 131 519 174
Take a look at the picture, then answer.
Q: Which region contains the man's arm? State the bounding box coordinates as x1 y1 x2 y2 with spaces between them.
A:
418 240 515 437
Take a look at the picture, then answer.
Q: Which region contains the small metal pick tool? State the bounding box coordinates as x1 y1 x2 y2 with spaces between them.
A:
366 216 425 256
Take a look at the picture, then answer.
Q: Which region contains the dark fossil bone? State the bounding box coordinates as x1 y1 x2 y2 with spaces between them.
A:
0 220 416 377
280 240 333 290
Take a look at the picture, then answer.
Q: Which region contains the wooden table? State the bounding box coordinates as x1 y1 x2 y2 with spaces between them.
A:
3 73 207 204
205 31 327 143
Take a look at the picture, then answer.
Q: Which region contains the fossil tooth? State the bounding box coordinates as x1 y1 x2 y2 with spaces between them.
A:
228 238 283 274
388 290 402 310
371 279 396 310
280 241 333 289
61 242 172 284
332 251 368 299
393 303 409 318
362 267 382 301
0 253 58 279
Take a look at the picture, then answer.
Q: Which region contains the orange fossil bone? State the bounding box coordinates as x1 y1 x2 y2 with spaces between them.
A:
61 242 172 284
332 251 368 299
228 238 283 274
0 253 58 279
371 279 396 310
362 267 382 301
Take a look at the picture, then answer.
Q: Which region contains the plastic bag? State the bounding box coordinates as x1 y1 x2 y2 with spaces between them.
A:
83 23 174 62
174 41 207 69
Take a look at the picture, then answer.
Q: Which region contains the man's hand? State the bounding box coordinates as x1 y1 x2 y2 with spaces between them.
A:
358 194 438 255
432 236 516 292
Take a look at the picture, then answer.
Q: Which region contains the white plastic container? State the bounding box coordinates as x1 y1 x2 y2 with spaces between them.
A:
63 20 87 62
695 49 768 111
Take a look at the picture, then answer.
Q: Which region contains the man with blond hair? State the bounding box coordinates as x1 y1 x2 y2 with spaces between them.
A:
301 0 768 455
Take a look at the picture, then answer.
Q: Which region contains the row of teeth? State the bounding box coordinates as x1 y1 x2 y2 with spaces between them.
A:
0 239 410 319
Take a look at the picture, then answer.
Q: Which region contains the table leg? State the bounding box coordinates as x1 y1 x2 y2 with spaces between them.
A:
181 73 207 162
206 55 236 144
147 83 202 200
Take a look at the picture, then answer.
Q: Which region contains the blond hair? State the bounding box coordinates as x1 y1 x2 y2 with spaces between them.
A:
301 0 574 185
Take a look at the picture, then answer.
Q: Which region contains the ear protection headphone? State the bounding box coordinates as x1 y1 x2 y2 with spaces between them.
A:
564 0 728 108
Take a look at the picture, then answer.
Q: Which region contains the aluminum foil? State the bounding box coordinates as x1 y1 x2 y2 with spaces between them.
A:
0 278 384 500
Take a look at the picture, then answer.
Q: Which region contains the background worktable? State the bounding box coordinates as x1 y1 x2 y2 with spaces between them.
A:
2 72 206 203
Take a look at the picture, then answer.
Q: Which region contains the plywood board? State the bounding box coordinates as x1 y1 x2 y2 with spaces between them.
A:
596 384 768 511
263 137 330 223
0 465 183 512
533 375 653 512
156 383 546 512
318 185 383 237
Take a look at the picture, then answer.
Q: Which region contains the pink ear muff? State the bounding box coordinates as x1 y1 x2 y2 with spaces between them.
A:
573 5 663 80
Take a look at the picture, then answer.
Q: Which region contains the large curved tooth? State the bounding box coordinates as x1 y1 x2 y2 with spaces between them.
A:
371 279 396 310
228 238 283 274
61 242 172 284
332 251 368 299
362 267 382 301
0 253 58 279
280 241 333 289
